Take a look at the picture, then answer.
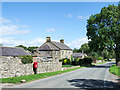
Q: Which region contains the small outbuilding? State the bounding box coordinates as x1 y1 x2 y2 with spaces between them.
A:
0 46 31 56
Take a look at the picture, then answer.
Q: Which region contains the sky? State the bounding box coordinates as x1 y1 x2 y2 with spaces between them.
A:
0 2 118 49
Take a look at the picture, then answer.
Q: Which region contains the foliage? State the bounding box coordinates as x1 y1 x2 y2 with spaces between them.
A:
79 43 90 55
74 58 80 65
79 57 93 65
16 45 28 50
89 52 100 58
62 58 72 65
62 65 75 67
16 45 38 53
73 48 79 53
71 56 73 61
97 56 103 60
27 46 38 53
86 5 120 65
19 55 33 64
0 44 3 46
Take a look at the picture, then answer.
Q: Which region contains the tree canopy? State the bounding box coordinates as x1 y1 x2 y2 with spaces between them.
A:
15 45 38 53
86 4 120 65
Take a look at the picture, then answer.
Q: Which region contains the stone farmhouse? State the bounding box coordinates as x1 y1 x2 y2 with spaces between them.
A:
35 37 73 62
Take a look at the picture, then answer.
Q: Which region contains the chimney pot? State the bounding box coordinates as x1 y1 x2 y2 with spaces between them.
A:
60 39 64 44
46 37 51 42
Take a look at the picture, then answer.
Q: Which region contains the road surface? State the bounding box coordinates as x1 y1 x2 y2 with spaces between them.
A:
5 62 119 89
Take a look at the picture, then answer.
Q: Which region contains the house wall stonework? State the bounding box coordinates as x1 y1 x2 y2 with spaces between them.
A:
0 56 62 78
60 50 73 59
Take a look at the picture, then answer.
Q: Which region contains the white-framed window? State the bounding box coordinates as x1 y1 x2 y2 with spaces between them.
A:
62 51 64 55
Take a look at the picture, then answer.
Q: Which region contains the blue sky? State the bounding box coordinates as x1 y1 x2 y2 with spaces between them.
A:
1 2 118 49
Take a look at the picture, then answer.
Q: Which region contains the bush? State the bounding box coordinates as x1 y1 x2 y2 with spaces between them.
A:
74 58 79 65
79 59 84 65
19 55 33 64
62 58 72 65
79 57 93 65
97 57 103 60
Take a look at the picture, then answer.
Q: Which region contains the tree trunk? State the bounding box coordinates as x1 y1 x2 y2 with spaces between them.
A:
115 45 120 66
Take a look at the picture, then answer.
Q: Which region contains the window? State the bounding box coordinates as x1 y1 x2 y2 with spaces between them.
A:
55 51 57 55
62 51 64 55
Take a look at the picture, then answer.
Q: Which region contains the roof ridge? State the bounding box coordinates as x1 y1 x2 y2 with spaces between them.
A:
0 46 22 49
51 41 72 50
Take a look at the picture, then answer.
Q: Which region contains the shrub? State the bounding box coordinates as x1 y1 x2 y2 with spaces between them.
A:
63 59 67 65
19 55 33 64
66 59 72 65
97 57 103 60
79 57 93 65
83 57 93 65
62 58 72 65
71 56 73 61
79 59 84 65
74 58 79 65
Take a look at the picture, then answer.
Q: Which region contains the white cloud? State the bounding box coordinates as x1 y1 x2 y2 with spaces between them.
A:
46 28 55 32
0 36 89 49
0 17 30 36
67 14 72 18
0 25 30 36
0 17 12 24
67 37 89 49
0 37 45 47
78 15 90 20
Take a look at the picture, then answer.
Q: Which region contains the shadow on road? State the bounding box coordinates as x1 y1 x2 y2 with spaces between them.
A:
67 79 119 89
86 65 111 68
86 62 116 68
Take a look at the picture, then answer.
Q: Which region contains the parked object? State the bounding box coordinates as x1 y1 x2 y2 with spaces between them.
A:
21 79 26 83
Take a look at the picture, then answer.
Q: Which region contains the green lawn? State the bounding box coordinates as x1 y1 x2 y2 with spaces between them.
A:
1 66 85 83
109 64 120 77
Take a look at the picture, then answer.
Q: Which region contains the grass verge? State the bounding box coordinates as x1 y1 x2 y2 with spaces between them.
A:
62 65 77 67
1 66 85 83
109 64 120 77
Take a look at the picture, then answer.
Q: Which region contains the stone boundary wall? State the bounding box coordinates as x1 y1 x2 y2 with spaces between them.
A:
0 56 62 78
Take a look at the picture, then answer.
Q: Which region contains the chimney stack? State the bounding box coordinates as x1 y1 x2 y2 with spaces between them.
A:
60 39 64 44
46 37 51 42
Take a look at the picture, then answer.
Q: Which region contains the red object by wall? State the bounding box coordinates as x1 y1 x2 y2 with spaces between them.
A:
33 62 38 68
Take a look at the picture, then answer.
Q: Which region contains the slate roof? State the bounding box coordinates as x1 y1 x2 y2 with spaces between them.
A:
73 53 83 58
38 42 59 51
0 47 31 56
37 41 72 51
52 41 72 50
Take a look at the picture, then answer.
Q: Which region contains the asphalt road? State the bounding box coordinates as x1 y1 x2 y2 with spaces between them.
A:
6 62 119 89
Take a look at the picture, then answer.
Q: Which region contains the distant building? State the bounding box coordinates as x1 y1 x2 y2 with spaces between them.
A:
0 47 31 56
35 37 73 62
73 53 87 59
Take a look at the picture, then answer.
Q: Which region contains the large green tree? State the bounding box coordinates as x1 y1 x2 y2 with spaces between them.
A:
79 43 90 55
86 4 120 65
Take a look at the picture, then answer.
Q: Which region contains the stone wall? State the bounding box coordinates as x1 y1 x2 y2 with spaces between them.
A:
0 56 62 78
